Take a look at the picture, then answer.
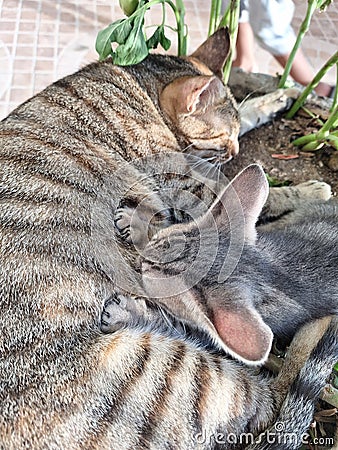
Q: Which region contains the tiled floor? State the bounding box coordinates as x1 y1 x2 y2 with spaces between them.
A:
0 0 337 120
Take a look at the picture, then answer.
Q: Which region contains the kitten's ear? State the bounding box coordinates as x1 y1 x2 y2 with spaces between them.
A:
200 164 269 243
190 27 231 78
211 305 273 365
150 287 273 365
160 75 223 118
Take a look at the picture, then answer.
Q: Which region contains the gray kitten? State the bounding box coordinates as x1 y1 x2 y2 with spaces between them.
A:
137 164 338 364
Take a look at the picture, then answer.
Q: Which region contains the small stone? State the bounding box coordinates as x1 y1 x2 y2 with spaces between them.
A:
327 152 338 172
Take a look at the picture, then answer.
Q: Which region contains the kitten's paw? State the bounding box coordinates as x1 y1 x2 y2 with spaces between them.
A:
114 205 151 248
101 294 132 333
114 202 170 249
294 180 332 201
101 294 150 333
114 207 133 243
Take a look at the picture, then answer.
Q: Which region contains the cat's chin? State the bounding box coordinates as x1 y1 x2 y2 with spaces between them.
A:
187 148 234 166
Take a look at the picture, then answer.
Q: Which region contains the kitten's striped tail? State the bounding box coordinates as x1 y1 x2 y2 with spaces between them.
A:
248 316 338 450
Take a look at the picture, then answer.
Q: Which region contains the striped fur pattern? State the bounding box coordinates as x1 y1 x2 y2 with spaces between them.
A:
100 296 337 449
1 21 335 447
0 29 248 449
0 28 296 449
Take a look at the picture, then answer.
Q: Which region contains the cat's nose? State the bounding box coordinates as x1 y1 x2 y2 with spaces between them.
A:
227 138 239 157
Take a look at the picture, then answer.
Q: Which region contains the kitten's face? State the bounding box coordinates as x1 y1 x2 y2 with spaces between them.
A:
141 165 271 366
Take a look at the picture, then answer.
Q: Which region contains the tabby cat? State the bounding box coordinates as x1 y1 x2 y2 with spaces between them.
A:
0 21 333 448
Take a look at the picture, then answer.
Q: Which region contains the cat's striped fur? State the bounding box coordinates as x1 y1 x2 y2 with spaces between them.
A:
101 293 337 449
0 28 280 449
1 24 334 448
0 29 242 449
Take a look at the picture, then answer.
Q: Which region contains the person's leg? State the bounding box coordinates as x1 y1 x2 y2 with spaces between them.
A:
274 51 333 97
248 0 333 97
232 22 256 72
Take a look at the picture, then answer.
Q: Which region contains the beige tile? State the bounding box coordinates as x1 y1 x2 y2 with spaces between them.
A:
12 72 33 87
34 59 54 71
15 45 35 58
10 87 31 103
20 9 38 21
2 0 19 8
0 32 15 44
13 59 34 71
39 22 57 33
0 20 17 31
1 0 337 120
1 9 17 19
36 47 54 58
17 34 35 45
19 22 37 32
34 73 53 87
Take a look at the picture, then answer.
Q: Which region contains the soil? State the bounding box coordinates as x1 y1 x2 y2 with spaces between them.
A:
226 100 338 195
226 69 337 195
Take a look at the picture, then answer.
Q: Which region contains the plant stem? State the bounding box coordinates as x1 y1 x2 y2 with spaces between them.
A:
218 3 231 29
222 0 240 84
292 103 338 151
292 134 318 147
320 105 338 134
173 0 187 55
127 0 187 56
332 63 338 112
208 0 222 36
278 0 317 89
286 51 338 119
161 1 166 26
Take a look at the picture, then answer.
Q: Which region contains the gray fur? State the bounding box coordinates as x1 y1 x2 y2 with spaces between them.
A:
140 165 337 353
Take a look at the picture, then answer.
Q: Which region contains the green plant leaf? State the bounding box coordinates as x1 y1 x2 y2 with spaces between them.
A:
95 19 132 60
147 25 171 51
265 174 291 187
114 15 149 65
159 28 171 50
146 26 162 49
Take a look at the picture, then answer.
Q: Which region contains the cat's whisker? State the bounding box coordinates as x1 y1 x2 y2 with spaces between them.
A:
237 86 269 109
182 143 195 153
187 155 217 172
158 306 180 334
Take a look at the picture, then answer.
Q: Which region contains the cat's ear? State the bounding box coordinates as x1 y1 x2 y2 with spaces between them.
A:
190 27 231 78
200 164 269 243
160 75 223 118
211 304 273 365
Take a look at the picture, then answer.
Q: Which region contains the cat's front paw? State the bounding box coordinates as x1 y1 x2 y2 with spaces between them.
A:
101 294 132 333
101 294 150 333
239 88 301 136
114 202 171 249
294 180 332 201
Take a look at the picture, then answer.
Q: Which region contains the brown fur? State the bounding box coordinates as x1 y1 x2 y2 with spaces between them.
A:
2 23 334 447
0 29 245 449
